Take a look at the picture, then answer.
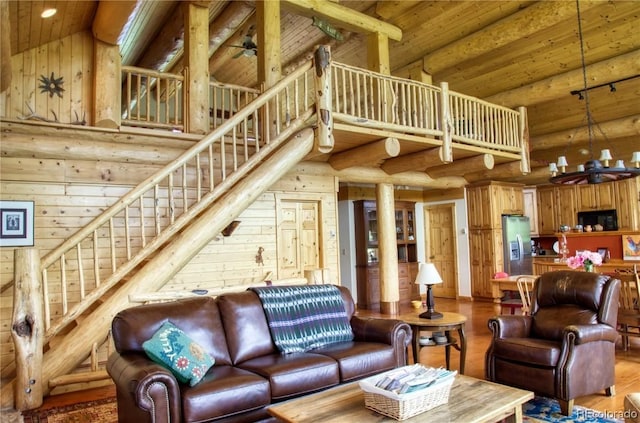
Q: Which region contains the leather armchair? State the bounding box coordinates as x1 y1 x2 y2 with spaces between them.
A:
486 270 620 415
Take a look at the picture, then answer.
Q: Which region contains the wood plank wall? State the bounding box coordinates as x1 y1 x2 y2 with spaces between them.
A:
3 31 93 124
0 146 339 380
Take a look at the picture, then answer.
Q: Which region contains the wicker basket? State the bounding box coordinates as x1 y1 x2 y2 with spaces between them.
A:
359 368 456 421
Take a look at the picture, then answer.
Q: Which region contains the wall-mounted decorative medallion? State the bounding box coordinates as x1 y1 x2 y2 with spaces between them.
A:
38 72 65 98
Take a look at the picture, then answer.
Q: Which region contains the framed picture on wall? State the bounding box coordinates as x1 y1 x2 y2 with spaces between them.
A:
0 201 34 247
622 235 640 261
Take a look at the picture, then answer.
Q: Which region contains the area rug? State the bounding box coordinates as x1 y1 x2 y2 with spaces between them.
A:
524 396 624 423
21 397 117 423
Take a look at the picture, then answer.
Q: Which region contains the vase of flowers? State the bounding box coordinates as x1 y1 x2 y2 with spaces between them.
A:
566 250 603 272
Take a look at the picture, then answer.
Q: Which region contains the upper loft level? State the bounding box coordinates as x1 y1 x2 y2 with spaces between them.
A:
0 2 552 188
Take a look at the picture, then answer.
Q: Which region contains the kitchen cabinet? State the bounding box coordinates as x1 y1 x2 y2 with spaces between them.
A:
576 183 616 211
466 181 522 300
354 200 419 310
536 185 558 235
536 178 638 234
615 177 640 230
523 187 539 236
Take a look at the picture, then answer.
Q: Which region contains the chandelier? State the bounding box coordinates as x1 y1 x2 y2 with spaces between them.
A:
548 0 640 185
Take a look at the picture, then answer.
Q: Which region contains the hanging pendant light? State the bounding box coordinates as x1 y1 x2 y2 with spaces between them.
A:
549 0 640 185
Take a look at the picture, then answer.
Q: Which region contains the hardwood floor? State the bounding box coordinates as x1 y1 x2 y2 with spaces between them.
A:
30 297 640 416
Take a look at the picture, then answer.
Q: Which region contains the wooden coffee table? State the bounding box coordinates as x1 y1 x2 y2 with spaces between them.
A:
268 374 533 422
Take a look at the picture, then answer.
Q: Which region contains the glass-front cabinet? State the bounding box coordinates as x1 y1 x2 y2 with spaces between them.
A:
354 200 419 310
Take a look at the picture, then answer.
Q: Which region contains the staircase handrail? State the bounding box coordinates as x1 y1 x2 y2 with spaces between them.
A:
39 60 314 342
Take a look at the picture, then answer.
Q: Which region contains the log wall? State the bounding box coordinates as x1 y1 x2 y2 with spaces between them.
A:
0 124 340 381
3 31 93 125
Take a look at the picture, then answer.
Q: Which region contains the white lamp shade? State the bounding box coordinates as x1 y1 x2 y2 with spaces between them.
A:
415 263 443 286
577 164 585 172
599 149 613 161
549 163 558 173
615 159 625 168
556 156 568 167
631 151 640 163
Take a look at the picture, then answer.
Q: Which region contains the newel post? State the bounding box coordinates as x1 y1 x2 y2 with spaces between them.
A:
518 106 531 174
11 248 44 411
313 45 334 154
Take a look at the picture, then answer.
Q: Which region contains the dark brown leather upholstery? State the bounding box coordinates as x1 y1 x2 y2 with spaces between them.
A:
108 285 412 423
486 270 620 416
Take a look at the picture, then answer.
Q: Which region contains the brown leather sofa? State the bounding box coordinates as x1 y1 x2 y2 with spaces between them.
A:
486 270 620 416
107 285 412 423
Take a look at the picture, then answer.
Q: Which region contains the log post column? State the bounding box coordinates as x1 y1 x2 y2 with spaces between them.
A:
376 183 399 315
93 41 121 129
183 1 210 134
11 248 44 411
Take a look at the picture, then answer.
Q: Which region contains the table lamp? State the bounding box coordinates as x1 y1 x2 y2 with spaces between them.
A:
415 262 443 319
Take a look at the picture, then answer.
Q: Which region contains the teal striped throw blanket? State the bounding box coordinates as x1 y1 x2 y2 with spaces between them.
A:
250 285 354 354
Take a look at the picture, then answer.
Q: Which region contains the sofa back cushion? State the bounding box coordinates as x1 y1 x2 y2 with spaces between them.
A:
111 296 232 366
217 291 277 364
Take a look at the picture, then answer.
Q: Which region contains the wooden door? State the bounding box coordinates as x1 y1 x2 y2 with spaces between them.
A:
277 200 320 278
424 204 457 298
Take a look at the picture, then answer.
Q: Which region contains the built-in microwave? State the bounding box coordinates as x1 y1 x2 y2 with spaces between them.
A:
577 209 618 231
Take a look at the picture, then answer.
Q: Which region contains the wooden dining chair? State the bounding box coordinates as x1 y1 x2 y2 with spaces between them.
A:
500 275 537 315
616 265 640 351
516 275 536 315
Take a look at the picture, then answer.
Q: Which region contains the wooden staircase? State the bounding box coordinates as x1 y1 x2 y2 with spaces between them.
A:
2 61 317 409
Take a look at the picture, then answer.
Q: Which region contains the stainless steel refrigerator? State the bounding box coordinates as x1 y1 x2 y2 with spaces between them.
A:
502 215 533 275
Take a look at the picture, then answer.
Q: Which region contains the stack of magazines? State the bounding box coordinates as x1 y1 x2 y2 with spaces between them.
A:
373 364 454 395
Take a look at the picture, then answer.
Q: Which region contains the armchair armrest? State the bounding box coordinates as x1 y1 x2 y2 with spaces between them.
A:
487 315 533 339
563 324 619 345
107 352 182 423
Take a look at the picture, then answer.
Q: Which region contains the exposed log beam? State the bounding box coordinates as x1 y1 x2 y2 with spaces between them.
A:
426 154 494 179
381 148 443 175
297 162 467 190
375 1 422 20
281 0 403 41
92 1 137 45
422 1 600 75
137 4 184 71
329 138 400 170
530 115 640 151
464 159 548 183
486 50 640 108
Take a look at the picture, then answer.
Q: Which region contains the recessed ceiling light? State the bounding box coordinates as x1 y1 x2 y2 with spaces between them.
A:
41 8 57 18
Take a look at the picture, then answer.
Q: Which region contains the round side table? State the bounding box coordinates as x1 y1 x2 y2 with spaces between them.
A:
398 311 467 374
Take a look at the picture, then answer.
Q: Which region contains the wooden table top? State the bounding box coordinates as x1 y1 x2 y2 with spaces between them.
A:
268 374 534 423
396 311 467 327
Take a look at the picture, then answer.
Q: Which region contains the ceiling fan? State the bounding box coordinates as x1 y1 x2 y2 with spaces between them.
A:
228 25 257 58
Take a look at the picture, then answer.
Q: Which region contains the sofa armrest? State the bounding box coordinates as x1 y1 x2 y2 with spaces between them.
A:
563 324 619 345
107 352 182 423
487 315 533 339
350 316 412 366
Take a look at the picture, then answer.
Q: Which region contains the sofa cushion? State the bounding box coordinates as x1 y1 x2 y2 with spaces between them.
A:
237 352 339 400
250 285 354 353
313 341 397 382
143 321 215 386
181 365 270 422
217 291 277 364
112 297 232 366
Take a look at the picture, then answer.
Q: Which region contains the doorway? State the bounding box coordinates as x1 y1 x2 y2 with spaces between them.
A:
424 203 458 298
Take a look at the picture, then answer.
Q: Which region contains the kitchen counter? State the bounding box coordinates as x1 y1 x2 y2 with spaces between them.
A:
533 259 638 275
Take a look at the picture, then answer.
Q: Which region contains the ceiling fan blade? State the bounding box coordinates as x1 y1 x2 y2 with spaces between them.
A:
233 50 244 59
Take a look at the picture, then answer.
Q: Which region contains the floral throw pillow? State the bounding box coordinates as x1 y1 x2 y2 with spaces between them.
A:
142 321 214 386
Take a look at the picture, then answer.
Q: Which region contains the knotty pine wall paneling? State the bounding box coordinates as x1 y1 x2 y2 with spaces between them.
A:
5 31 92 124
